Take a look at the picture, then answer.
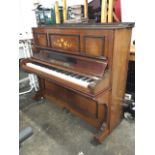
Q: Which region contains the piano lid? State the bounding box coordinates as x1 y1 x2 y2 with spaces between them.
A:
32 49 108 78
33 22 135 29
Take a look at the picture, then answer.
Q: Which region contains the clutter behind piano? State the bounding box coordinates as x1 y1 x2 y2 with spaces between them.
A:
34 5 63 26
34 4 86 25
33 0 122 26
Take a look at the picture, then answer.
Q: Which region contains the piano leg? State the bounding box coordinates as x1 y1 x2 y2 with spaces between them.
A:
33 90 44 100
33 77 44 100
94 104 109 143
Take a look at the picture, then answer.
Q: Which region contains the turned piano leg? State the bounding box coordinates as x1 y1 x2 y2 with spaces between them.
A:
33 77 45 101
94 104 109 143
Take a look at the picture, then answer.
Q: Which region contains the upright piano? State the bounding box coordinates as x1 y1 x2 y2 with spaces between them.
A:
21 23 134 143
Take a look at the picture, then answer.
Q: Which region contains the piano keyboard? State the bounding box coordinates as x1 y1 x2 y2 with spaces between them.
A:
26 62 97 88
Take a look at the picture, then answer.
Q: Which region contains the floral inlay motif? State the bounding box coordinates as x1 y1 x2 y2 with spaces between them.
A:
53 38 72 49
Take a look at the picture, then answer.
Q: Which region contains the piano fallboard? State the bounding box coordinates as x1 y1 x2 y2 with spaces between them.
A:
32 49 108 78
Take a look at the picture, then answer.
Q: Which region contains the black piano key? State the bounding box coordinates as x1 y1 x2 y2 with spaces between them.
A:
87 79 94 82
81 77 87 80
74 75 80 78
62 71 68 74
73 74 78 77
78 76 83 79
66 72 71 75
56 69 61 72
67 72 72 76
76 75 82 78
60 70 65 73
82 77 90 81
69 73 75 76
85 78 92 82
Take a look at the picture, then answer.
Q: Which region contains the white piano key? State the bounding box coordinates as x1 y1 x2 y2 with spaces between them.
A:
26 63 92 88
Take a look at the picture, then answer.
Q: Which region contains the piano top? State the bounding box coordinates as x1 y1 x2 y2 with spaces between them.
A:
33 22 135 29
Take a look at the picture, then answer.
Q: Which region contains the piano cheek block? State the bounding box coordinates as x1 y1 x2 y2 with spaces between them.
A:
20 23 134 143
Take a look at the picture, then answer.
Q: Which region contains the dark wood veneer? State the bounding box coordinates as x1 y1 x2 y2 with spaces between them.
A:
83 35 105 56
33 33 48 47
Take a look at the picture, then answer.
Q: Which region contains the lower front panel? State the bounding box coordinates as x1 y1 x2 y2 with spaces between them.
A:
43 80 107 128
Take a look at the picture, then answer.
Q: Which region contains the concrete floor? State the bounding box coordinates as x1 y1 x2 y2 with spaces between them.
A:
19 90 135 155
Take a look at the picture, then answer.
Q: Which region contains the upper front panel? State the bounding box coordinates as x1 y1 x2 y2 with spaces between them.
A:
33 27 114 59
34 33 48 47
84 35 105 57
